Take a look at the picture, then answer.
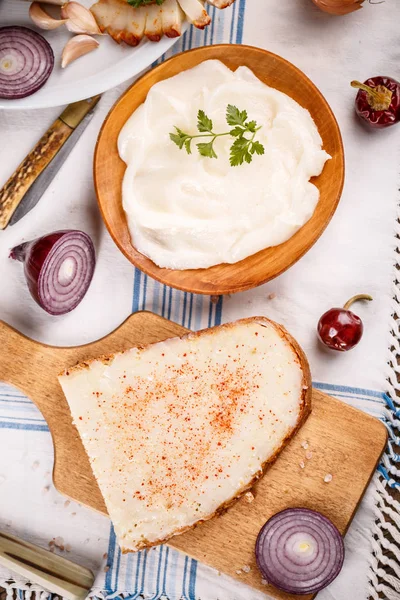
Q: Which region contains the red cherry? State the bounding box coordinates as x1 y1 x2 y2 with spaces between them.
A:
318 294 373 352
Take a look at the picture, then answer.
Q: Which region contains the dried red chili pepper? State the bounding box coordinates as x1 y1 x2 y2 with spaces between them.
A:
351 76 400 128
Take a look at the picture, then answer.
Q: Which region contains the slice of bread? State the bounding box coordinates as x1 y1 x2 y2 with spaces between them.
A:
58 317 311 553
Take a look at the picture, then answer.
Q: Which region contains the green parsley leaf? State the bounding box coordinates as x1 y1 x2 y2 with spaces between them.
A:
229 126 245 137
184 138 192 154
226 104 248 127
197 141 218 159
246 120 257 133
230 137 251 167
251 141 265 156
197 110 213 133
170 128 190 151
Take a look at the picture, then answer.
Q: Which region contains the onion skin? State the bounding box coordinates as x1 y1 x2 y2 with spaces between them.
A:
255 508 345 595
11 232 66 308
10 230 96 316
312 0 364 15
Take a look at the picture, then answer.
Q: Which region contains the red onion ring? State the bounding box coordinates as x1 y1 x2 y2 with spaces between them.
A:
10 230 96 316
255 508 344 595
0 26 54 99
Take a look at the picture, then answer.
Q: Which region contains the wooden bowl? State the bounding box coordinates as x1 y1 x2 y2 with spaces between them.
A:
94 45 344 295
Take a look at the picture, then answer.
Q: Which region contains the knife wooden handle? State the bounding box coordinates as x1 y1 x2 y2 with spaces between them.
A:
0 531 94 600
0 119 72 230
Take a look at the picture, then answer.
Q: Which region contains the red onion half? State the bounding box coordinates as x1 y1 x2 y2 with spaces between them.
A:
0 26 54 99
10 230 96 316
255 508 344 595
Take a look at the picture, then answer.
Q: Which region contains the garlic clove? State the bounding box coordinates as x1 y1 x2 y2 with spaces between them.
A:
61 1 102 35
29 2 67 29
61 34 99 68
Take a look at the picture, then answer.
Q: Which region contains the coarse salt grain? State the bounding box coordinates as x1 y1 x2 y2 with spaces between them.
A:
324 474 333 483
261 579 268 586
242 565 251 573
54 536 64 546
236 570 242 575
42 486 50 494
31 461 40 471
301 441 308 449
306 451 313 460
299 461 305 469
245 492 254 503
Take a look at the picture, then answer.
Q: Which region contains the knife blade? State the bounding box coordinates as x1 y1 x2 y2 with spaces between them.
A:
0 95 101 229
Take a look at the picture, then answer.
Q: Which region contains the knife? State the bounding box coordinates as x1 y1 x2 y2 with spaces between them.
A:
0 95 101 229
0 530 94 600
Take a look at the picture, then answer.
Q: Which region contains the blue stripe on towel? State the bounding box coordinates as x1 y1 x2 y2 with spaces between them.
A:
0 421 49 432
105 526 116 592
188 559 197 600
313 381 386 399
182 556 189 600
162 546 170 596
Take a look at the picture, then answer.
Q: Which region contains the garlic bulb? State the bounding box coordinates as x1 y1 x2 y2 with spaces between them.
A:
61 1 102 34
29 2 67 29
61 34 99 68
312 0 365 15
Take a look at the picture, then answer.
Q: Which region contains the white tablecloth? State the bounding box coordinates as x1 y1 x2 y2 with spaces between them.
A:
0 1 399 599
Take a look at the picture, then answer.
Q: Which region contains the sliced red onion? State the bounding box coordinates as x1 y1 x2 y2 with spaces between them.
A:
0 26 54 99
10 230 96 316
255 508 344 595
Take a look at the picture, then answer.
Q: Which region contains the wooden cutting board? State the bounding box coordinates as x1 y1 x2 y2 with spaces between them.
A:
0 312 387 600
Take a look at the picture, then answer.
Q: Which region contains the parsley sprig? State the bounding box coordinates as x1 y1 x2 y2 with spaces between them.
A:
170 105 265 167
127 0 164 7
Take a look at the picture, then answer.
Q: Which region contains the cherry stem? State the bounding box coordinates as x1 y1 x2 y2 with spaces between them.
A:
343 294 373 311
351 80 392 110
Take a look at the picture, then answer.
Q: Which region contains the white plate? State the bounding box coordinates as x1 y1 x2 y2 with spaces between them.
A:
0 0 185 110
